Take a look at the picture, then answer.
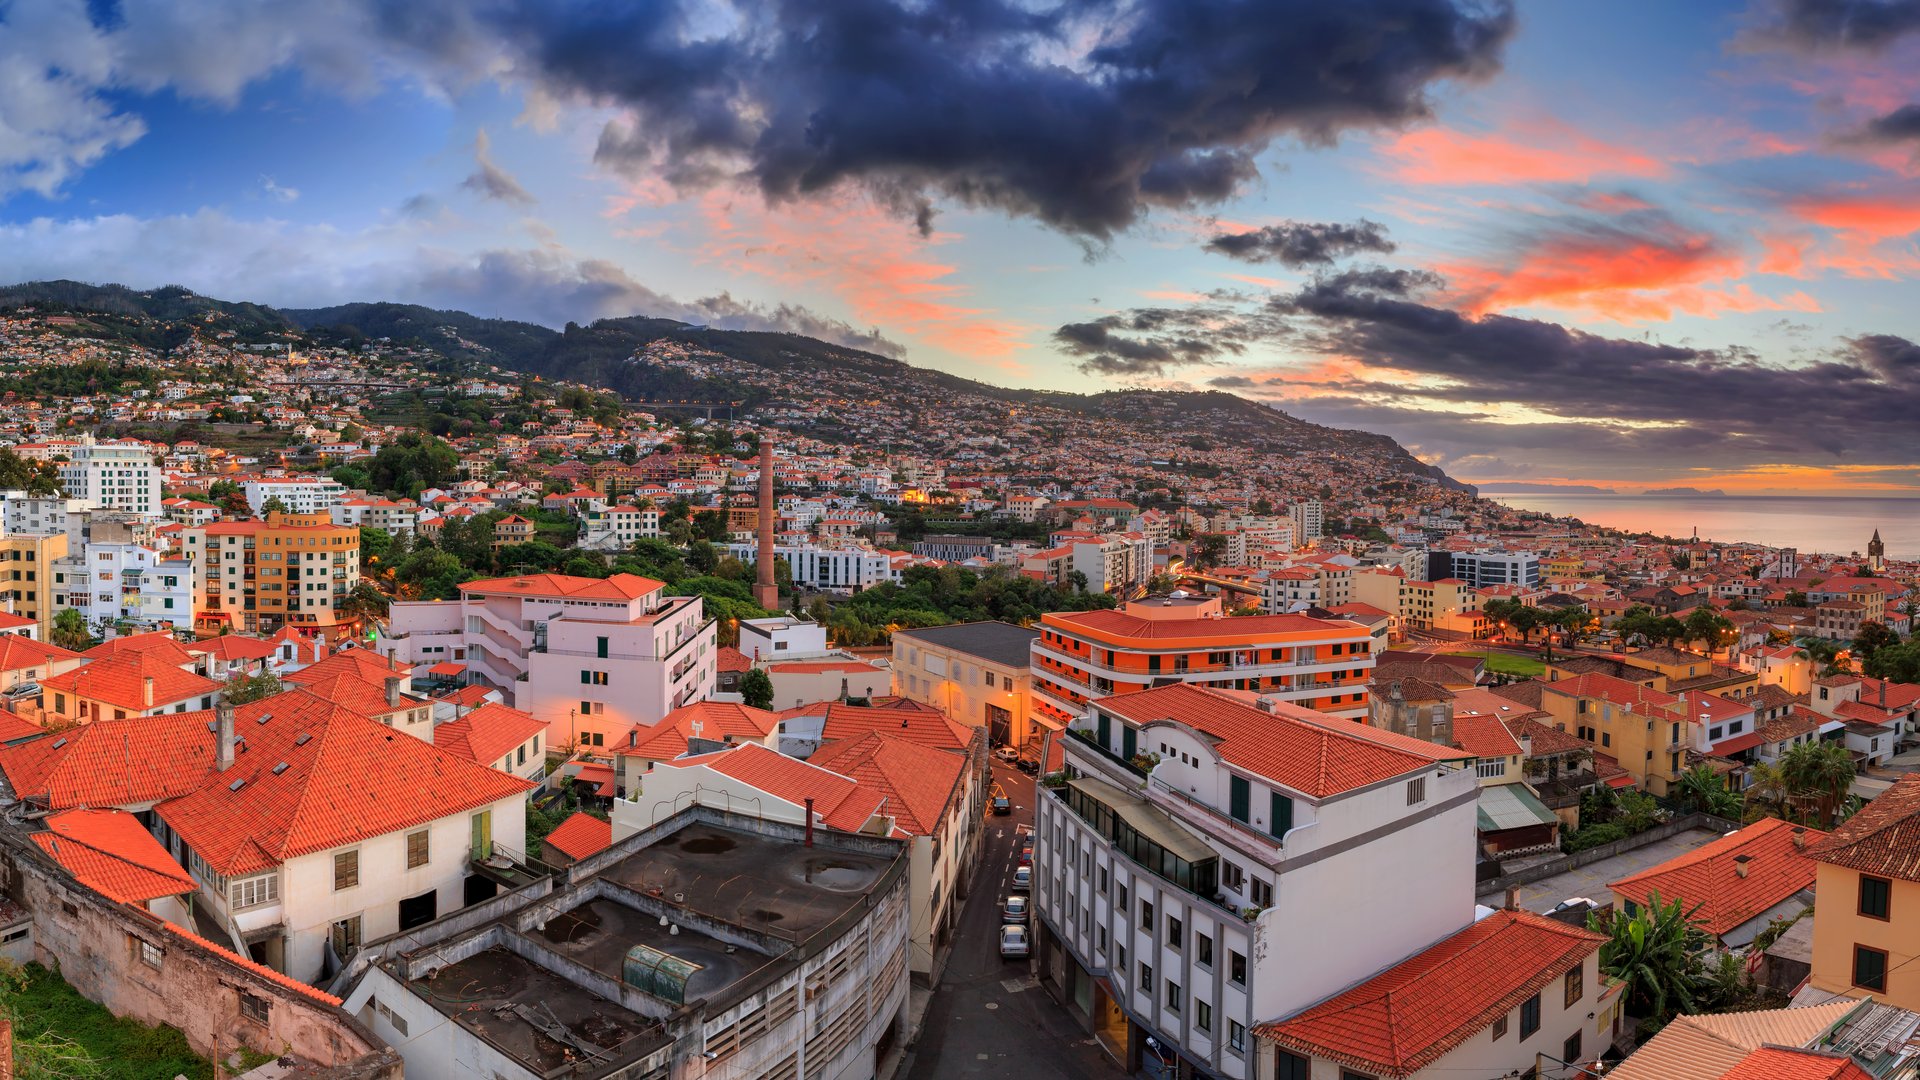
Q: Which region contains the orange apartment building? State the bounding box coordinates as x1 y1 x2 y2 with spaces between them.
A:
183 511 362 638
1029 592 1376 728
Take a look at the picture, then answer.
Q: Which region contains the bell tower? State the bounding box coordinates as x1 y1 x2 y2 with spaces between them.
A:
1869 529 1886 573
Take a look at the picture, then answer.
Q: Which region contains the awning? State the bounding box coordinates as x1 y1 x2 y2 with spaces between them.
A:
1605 774 1638 789
1065 776 1216 865
1477 783 1558 833
427 661 466 677
1712 731 1766 755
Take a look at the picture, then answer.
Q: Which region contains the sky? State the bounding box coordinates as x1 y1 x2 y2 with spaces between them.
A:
4 0 1920 495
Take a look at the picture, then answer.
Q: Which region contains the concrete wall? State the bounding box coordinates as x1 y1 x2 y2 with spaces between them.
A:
1 838 398 1075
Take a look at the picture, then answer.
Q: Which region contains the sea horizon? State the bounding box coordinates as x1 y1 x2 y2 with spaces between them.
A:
1486 492 1920 560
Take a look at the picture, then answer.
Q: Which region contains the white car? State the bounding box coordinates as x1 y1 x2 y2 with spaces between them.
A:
1012 866 1031 891
994 746 1021 764
999 924 1030 959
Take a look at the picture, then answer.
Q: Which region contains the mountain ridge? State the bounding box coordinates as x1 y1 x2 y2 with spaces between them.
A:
0 279 1472 494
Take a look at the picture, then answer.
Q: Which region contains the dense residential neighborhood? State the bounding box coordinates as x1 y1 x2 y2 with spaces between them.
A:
0 295 1914 1078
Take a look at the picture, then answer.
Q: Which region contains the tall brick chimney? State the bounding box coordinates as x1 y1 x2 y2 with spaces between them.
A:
754 439 779 610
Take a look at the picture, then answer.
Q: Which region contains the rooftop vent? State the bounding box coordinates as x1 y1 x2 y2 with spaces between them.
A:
294 733 312 746
228 778 246 792
271 762 289 775
50 738 66 750
255 713 272 725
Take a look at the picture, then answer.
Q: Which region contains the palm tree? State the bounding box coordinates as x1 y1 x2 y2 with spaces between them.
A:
1782 740 1856 824
1676 765 1742 818
49 608 91 653
1746 759 1790 818
1591 891 1708 1023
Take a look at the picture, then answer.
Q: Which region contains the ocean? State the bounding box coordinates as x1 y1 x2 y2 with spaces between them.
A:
1486 494 1920 560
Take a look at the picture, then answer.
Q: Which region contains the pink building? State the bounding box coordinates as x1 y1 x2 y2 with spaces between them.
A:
379 572 717 752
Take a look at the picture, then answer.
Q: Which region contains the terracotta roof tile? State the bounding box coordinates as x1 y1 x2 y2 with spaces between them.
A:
42 652 222 712
0 635 83 673
1608 818 1820 936
1720 1047 1876 1080
1255 910 1603 1078
459 572 663 602
0 712 218 808
817 702 975 752
32 809 194 904
159 921 342 1006
807 731 968 835
614 701 780 760
661 744 882 831
1804 772 1920 881
542 812 612 862
435 703 546 767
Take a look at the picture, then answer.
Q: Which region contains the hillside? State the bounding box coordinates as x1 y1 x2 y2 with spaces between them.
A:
0 280 1471 493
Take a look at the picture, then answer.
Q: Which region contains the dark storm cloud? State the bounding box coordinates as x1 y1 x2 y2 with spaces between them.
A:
1844 103 1920 143
1052 301 1294 376
488 0 1515 237
1847 333 1920 380
1743 0 1920 50
1208 375 1257 388
1203 220 1397 265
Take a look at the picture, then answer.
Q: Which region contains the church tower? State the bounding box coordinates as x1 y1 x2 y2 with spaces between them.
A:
1869 529 1886 573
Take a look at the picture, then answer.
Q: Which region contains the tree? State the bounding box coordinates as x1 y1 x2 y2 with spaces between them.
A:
260 495 288 515
50 607 91 652
1682 608 1736 659
359 526 394 565
739 667 774 709
1781 740 1857 824
395 548 473 601
365 432 459 498
1675 765 1743 818
1590 892 1709 1023
223 670 283 704
1865 640 1920 684
1783 589 1809 608
338 581 390 624
1853 621 1899 663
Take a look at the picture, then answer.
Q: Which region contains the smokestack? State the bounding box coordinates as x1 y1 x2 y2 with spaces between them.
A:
385 676 401 708
216 703 235 772
754 440 778 610
804 797 815 847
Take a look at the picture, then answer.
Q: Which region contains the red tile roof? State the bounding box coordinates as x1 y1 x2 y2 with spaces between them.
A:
157 691 535 876
1609 818 1820 936
542 812 612 862
1542 672 1682 714
817 702 975 753
435 703 545 768
1804 772 1920 881
615 701 780 761
42 652 222 712
716 646 753 673
807 731 968 836
282 651 424 716
1720 1047 1876 1080
0 635 82 673
0 712 219 808
1096 684 1462 798
1257 909 1602 1077
185 636 277 662
662 744 882 831
80 632 197 665
0 711 40 744
159 921 342 1006
459 572 663 601
767 660 885 674
32 809 194 904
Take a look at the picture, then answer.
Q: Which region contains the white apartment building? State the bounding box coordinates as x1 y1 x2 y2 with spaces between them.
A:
329 498 422 536
1288 500 1323 543
379 572 717 751
1439 549 1542 590
726 540 895 594
52 542 193 633
244 478 347 516
2 495 98 541
578 503 662 550
1070 533 1152 595
1032 683 1478 1079
57 438 159 515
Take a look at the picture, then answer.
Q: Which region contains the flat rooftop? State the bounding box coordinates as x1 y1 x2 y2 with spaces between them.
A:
536 895 761 1001
600 823 892 938
419 946 666 1073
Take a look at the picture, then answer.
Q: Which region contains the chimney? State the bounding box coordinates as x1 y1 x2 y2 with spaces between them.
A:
754 440 778 610
1503 887 1519 911
385 676 402 708
143 676 154 709
628 729 638 748
1792 826 1807 849
804 797 815 847
1733 853 1752 878
215 703 235 772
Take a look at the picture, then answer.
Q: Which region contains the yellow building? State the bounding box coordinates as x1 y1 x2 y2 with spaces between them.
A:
1546 646 1759 699
1805 775 1920 1010
491 514 535 550
0 532 67 636
1351 570 1485 638
891 621 1039 748
183 511 361 638
1540 673 1689 795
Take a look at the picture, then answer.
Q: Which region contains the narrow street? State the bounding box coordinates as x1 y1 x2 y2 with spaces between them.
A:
908 762 1119 1080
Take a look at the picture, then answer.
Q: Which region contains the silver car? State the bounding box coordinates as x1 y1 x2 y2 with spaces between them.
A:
999 924 1030 959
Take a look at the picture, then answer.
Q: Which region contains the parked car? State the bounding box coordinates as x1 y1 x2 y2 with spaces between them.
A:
991 794 1012 815
999 924 1030 959
994 746 1021 764
1002 894 1029 923
1016 754 1040 774
1012 866 1031 891
1018 845 1033 867
3 682 39 699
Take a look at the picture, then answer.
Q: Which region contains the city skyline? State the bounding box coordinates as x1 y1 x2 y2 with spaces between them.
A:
4 0 1920 492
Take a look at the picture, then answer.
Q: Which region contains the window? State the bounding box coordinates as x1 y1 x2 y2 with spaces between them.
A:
1276 1051 1309 1080
1229 950 1246 985
1564 965 1583 1008
1228 1020 1245 1054
135 938 162 969
1167 915 1182 949
1195 998 1211 1032
1139 961 1153 994
580 670 608 685
1406 777 1426 804
1228 775 1250 822
229 874 278 910
332 915 362 954
406 829 429 870
1197 933 1213 967
1519 993 1541 1038
1141 898 1153 928
1166 979 1181 1014
1270 791 1293 838
239 991 269 1025
1097 866 1108 894
1250 878 1273 907
1854 945 1889 993
1564 1032 1583 1065
1492 1015 1507 1040
334 849 359 890
1862 875 1893 921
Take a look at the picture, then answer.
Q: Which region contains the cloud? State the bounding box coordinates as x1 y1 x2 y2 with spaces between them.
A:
260 176 300 202
1051 302 1291 377
1378 121 1667 186
461 129 534 205
0 0 1515 238
1203 220 1396 266
1742 0 1920 51
1842 102 1920 143
0 209 902 354
1208 375 1257 388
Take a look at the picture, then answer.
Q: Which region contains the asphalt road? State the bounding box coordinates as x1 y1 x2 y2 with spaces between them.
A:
908 762 1119 1080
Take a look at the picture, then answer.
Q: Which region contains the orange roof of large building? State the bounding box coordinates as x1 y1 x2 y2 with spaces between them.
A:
660 743 882 831
0 712 216 808
32 808 194 904
282 650 423 715
1605 999 1867 1080
80 631 199 665
1096 684 1462 799
807 730 968 836
1256 909 1603 1078
1804 772 1920 881
156 691 536 876
1043 608 1364 644
41 651 221 712
816 701 975 753
1542 672 1682 714
615 701 780 760
186 635 278 663
459 572 663 601
435 703 546 767
542 812 612 862
0 634 82 673
1609 818 1819 936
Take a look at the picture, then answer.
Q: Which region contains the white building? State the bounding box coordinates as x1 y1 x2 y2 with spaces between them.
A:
1288 500 1323 543
56 438 160 516
737 615 830 661
1440 549 1543 590
2 495 99 541
379 572 717 752
244 478 347 516
1032 683 1479 1078
52 541 193 633
726 540 894 594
